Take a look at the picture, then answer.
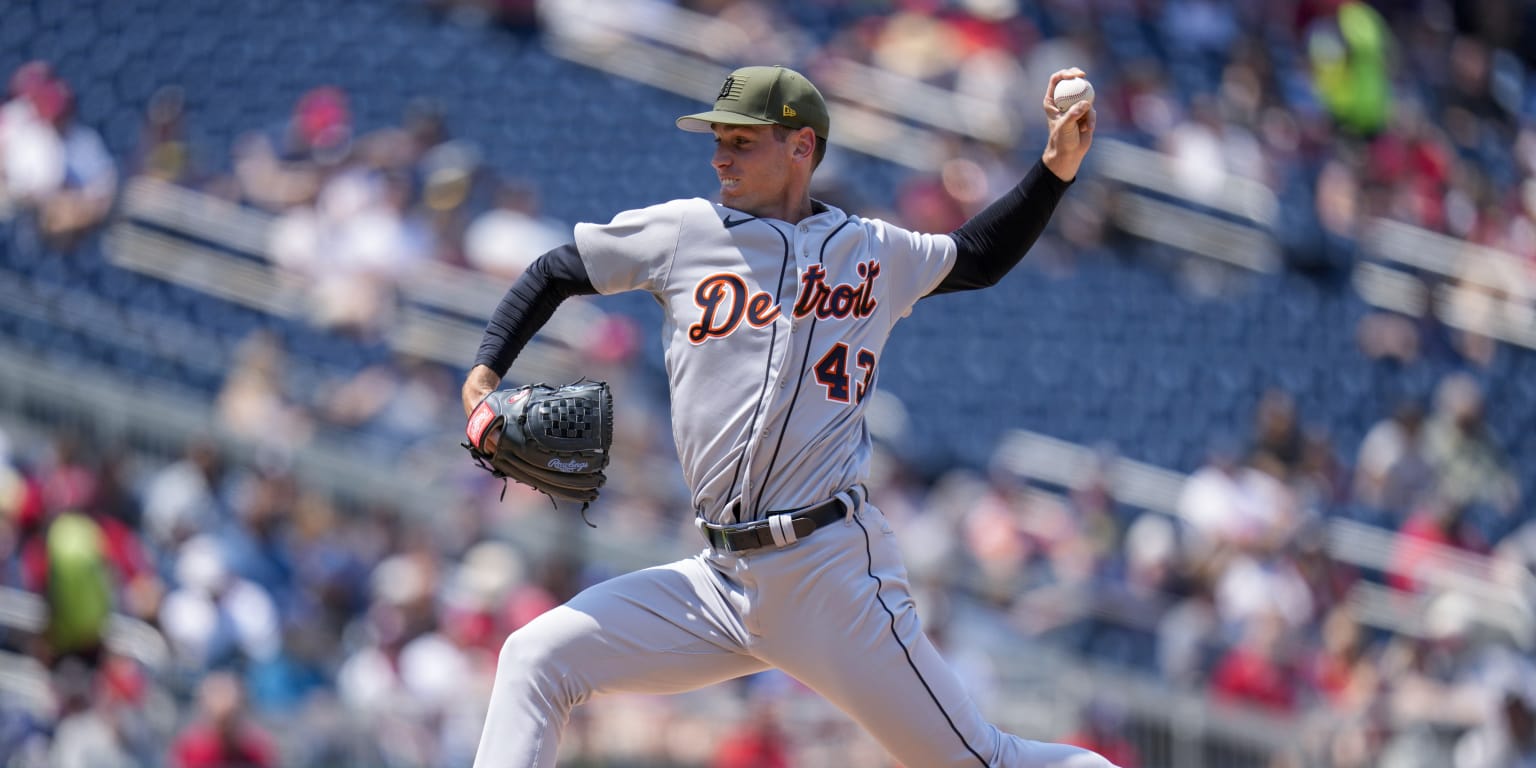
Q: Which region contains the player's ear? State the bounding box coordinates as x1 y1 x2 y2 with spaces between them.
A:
795 127 816 162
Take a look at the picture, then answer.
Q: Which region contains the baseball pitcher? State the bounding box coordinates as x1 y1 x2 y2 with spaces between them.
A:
463 65 1115 767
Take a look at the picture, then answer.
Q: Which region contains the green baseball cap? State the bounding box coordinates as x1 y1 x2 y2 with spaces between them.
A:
676 65 830 140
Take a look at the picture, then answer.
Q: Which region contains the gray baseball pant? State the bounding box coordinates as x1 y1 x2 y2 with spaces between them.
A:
471 500 1118 768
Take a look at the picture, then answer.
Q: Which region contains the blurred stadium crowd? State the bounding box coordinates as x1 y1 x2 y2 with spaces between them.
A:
1 0 1535 766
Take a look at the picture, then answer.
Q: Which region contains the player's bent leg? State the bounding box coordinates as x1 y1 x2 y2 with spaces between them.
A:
471 557 770 768
753 503 1119 768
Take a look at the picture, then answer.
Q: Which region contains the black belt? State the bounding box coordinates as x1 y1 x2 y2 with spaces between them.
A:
699 493 855 553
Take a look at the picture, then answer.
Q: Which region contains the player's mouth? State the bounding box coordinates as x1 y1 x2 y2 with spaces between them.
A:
718 177 740 191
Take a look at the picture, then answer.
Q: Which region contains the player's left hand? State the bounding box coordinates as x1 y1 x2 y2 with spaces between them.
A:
1041 68 1096 182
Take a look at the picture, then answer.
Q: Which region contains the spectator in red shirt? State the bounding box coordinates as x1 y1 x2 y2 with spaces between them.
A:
1211 611 1298 713
169 672 277 768
1388 495 1473 593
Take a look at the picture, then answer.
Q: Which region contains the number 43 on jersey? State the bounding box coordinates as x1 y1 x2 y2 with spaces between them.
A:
814 343 876 403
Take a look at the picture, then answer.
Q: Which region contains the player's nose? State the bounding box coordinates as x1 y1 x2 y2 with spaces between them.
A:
711 144 732 170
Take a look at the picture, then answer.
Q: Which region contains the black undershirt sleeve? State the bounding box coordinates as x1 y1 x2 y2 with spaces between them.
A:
929 159 1072 295
473 243 599 377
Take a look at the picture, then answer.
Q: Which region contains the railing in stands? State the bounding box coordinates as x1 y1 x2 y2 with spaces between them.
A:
1354 216 1536 350
107 176 602 385
997 427 1536 645
0 586 171 672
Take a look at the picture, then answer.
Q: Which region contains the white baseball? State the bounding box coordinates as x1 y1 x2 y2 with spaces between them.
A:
1052 78 1095 112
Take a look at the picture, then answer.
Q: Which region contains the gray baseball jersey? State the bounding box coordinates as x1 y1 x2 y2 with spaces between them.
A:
576 197 952 523
471 197 1119 768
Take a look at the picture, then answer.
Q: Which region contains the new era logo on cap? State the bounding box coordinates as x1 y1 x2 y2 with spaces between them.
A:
676 65 830 141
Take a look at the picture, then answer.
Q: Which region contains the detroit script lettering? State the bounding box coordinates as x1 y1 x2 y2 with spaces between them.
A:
687 260 881 344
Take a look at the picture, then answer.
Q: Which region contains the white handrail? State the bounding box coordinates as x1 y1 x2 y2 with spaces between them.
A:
994 429 1186 516
0 586 172 671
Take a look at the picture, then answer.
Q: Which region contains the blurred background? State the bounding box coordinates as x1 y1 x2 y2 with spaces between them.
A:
1 0 1534 766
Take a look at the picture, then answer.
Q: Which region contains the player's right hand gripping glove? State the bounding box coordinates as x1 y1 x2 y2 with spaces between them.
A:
463 380 613 505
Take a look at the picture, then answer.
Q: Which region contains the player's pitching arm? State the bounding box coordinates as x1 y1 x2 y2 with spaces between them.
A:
925 69 1096 297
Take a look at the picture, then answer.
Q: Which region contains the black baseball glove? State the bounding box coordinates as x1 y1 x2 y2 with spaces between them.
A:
463 379 613 505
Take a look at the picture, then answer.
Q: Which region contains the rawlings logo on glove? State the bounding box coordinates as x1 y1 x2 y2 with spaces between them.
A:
463 379 614 508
